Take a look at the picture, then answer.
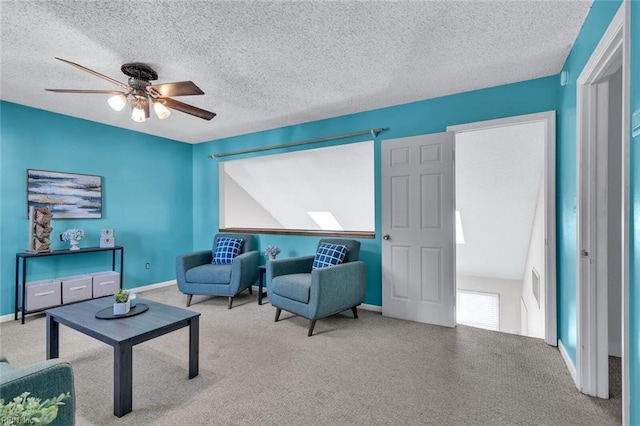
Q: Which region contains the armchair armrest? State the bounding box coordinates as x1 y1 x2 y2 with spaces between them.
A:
175 250 212 289
177 250 213 270
309 261 366 319
231 250 260 289
0 359 75 426
267 256 315 282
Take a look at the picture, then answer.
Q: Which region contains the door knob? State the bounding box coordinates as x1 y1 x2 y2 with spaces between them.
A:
383 234 390 240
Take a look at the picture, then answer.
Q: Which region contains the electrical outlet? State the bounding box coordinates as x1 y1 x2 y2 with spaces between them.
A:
145 263 150 270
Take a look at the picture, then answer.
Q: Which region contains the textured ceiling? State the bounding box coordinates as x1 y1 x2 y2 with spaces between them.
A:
456 122 545 281
0 1 591 143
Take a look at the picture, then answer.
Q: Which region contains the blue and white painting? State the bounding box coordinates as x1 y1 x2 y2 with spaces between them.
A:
27 169 102 218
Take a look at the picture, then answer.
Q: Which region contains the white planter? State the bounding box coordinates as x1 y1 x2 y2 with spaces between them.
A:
113 300 130 315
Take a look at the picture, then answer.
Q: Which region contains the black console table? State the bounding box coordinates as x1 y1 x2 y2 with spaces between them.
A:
15 246 124 323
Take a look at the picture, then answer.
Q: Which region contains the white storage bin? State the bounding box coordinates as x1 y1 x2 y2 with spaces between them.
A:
91 271 121 298
59 274 93 303
26 279 61 311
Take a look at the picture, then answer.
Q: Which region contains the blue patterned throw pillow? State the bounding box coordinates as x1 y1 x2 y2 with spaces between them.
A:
312 243 347 269
212 238 243 264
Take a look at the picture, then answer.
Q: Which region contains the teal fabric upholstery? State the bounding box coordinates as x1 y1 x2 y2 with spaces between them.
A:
176 233 260 308
266 239 366 336
0 355 75 426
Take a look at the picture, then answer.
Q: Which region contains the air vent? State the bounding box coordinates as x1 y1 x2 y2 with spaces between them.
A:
532 268 540 308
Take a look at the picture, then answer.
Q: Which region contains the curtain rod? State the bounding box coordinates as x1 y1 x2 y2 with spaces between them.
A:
208 127 387 159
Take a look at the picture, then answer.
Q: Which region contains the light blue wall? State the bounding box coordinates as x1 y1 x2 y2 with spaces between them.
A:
630 0 639 421
555 0 622 366
0 101 194 316
193 76 559 306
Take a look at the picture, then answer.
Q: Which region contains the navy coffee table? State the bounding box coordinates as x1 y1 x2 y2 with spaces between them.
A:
46 297 200 417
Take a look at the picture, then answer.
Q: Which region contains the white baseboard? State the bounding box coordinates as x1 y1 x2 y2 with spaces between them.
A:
2 280 379 323
558 339 578 387
0 312 16 324
128 280 176 294
609 341 622 358
360 303 382 313
1 280 179 324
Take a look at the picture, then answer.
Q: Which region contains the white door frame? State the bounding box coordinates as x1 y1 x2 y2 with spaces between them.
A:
447 111 557 346
575 3 629 423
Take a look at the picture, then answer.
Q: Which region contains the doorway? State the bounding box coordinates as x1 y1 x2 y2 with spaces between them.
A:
448 111 557 346
575 5 628 421
454 122 546 337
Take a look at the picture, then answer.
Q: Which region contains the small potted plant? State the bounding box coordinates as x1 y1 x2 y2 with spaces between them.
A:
113 289 130 315
61 229 85 251
0 391 71 425
265 245 281 260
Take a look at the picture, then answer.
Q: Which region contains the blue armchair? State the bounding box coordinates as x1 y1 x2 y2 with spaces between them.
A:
267 239 366 336
176 233 260 309
0 355 75 425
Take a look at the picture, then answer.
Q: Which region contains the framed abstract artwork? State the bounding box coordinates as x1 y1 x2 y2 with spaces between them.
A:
27 169 103 219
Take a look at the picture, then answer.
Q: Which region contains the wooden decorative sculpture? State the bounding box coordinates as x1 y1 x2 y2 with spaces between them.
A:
27 206 53 253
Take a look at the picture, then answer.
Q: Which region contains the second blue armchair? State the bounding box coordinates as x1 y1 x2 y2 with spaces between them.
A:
267 239 366 336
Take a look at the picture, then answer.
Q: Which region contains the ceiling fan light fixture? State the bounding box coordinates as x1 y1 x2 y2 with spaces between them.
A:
153 100 171 120
47 58 216 122
131 99 146 123
107 93 128 111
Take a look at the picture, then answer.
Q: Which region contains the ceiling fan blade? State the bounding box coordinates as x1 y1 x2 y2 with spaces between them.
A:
161 97 216 120
148 81 204 97
54 57 130 91
45 89 128 95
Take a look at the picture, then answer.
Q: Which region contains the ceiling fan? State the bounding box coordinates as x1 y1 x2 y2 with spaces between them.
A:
45 57 216 122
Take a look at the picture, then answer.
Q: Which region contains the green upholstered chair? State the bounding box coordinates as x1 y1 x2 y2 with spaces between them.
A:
0 355 75 425
176 233 260 309
266 239 366 336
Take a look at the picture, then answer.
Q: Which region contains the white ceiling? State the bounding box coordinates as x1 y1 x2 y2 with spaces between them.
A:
456 122 545 281
0 1 591 143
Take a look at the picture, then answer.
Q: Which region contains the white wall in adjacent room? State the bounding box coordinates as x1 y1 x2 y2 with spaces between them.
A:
457 275 522 335
520 179 546 339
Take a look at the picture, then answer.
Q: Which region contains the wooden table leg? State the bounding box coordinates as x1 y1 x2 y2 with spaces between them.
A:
113 341 133 417
189 317 199 379
46 314 59 359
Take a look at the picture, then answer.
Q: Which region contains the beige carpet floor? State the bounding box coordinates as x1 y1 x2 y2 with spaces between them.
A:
0 285 621 425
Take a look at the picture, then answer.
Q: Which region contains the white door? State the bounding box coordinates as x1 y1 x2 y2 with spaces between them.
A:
381 132 456 327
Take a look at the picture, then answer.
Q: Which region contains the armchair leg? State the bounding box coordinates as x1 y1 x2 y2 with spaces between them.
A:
248 286 253 295
228 297 234 309
186 294 193 307
274 308 281 322
351 306 358 319
308 320 317 337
